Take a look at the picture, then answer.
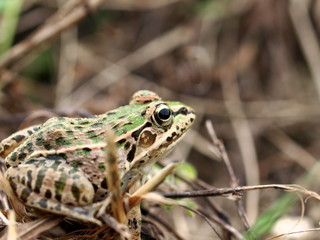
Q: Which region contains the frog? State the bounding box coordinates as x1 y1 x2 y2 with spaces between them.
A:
0 90 195 226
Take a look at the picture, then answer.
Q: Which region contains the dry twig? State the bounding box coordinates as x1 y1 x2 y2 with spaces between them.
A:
0 0 107 69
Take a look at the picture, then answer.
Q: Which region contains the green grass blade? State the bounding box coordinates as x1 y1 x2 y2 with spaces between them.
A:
243 162 320 239
0 0 23 55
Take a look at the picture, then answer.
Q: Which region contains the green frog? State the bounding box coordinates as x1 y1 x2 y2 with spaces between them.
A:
0 90 195 225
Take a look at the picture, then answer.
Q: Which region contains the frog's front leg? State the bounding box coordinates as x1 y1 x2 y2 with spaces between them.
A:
5 156 100 224
0 125 41 158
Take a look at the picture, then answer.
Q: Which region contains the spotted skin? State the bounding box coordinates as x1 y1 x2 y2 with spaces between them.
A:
0 90 195 225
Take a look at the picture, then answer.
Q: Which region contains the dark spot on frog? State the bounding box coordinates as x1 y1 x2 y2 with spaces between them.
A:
66 130 74 137
111 122 121 130
83 147 92 152
27 170 33 188
26 143 34 153
86 130 97 138
46 159 63 170
35 137 44 146
44 143 52 150
18 152 27 161
127 144 136 162
116 138 126 147
138 160 145 164
141 109 146 116
20 187 31 202
38 199 48 209
10 152 17 162
107 112 116 116
99 192 107 199
174 107 189 116
45 189 52 199
78 120 90 125
12 135 25 142
33 126 40 131
92 184 99 191
118 115 126 119
27 130 33 135
190 118 194 122
25 159 37 165
35 167 47 194
21 176 26 185
54 204 62 211
90 122 104 128
132 218 139 230
98 163 106 171
124 141 131 150
59 153 67 160
55 193 62 201
101 178 108 189
9 181 17 191
166 136 172 142
55 137 72 146
45 154 67 161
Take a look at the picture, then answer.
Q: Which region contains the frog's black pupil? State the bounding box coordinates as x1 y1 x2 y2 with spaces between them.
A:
158 108 171 120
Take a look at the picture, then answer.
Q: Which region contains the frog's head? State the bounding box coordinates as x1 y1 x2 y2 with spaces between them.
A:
114 90 195 172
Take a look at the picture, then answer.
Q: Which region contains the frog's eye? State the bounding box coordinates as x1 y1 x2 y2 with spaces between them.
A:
152 104 173 128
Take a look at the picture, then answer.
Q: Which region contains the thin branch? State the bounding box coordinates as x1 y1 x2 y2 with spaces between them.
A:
219 44 260 225
163 184 320 199
143 209 186 240
206 119 251 229
182 205 223 240
0 0 106 69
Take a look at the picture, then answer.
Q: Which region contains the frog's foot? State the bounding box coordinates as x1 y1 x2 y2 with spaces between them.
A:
30 197 102 225
6 157 101 224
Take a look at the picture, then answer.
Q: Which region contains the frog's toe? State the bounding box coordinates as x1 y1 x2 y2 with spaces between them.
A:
24 190 101 225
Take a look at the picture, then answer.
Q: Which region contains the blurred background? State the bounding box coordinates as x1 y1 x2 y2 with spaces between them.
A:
1 0 320 239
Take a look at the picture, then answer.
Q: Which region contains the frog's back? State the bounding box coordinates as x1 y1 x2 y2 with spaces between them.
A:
5 116 107 165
